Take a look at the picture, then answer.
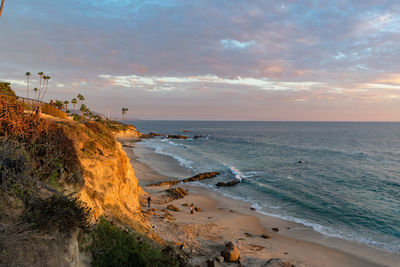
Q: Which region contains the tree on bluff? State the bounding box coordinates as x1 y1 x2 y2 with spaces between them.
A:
0 82 16 96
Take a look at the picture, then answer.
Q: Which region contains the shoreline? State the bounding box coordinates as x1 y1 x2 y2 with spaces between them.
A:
123 140 400 267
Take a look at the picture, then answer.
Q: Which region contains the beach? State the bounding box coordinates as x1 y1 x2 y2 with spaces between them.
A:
123 141 400 267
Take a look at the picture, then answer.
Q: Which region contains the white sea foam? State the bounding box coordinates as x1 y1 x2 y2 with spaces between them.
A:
248 201 398 253
229 165 244 180
186 179 398 253
143 140 194 170
160 138 184 147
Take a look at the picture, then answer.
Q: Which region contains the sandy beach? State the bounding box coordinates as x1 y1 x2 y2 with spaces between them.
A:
123 141 400 267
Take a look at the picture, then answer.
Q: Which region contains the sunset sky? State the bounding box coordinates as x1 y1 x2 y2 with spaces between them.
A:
1 0 400 121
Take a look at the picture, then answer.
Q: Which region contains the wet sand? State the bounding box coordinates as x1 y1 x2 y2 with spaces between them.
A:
122 141 400 267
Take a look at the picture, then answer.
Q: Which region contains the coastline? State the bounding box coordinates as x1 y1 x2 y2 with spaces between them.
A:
123 141 400 267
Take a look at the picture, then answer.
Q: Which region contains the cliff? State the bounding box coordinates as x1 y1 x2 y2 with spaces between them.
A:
0 109 163 266
57 120 151 235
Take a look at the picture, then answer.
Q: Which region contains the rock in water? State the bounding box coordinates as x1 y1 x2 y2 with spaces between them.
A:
221 241 240 262
216 180 240 187
141 132 163 138
167 134 188 139
264 258 292 267
148 172 220 187
182 172 220 182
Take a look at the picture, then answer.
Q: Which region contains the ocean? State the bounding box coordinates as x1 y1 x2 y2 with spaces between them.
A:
128 121 400 254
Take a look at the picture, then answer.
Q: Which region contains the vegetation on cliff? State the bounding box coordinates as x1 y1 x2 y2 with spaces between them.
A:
0 96 183 266
0 82 16 96
83 217 180 267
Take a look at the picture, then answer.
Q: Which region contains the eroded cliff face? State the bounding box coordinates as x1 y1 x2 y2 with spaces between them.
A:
111 124 142 140
57 120 153 236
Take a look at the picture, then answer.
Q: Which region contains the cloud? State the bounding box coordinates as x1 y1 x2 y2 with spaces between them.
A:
220 39 255 50
1 0 400 120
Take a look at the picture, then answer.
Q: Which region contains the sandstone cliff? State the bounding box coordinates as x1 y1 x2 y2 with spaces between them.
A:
58 120 153 236
0 118 157 266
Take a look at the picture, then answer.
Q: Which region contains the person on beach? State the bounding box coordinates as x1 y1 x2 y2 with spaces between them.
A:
147 196 151 208
190 203 194 214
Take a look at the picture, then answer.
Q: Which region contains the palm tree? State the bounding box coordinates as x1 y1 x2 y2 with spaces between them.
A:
55 100 63 109
71 98 77 110
40 75 51 101
37 72 44 100
33 88 38 99
0 0 5 18
121 107 128 120
25 72 31 98
77 94 84 105
63 100 69 111
80 104 87 117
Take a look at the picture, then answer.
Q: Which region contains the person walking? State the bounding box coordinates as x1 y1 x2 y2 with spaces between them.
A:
190 203 194 214
147 196 151 208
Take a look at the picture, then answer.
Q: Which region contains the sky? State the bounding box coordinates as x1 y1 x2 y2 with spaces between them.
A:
0 0 400 121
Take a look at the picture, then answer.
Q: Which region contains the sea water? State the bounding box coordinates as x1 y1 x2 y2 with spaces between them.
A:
128 121 400 253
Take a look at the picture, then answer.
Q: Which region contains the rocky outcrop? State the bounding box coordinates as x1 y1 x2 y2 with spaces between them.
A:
165 188 188 200
167 205 180 212
167 134 188 140
221 241 240 262
141 132 163 139
193 135 203 139
216 180 240 187
148 172 221 187
111 124 141 140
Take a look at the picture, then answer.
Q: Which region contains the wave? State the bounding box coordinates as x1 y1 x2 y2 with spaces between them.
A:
228 165 245 181
186 179 399 253
251 204 398 253
143 140 194 170
160 138 184 147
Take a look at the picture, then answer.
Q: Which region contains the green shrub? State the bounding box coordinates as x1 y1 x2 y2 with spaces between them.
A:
88 217 179 267
83 122 116 150
0 138 35 199
0 82 16 96
24 194 92 234
73 114 82 121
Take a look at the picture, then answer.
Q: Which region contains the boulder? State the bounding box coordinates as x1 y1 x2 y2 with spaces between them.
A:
167 134 188 140
182 203 190 207
249 244 265 251
165 188 188 200
216 256 224 263
216 180 240 187
167 205 180 212
207 259 221 267
221 241 240 262
264 258 292 267
194 207 201 212
193 135 203 139
272 227 279 232
261 233 270 239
